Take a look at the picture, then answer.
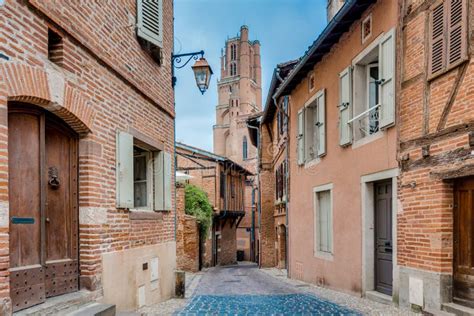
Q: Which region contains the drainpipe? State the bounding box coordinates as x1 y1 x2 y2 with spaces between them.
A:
246 123 261 267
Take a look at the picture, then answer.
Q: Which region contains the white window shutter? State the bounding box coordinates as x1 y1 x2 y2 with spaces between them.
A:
137 0 163 48
297 109 305 165
379 28 396 129
339 67 352 146
154 151 172 211
163 152 172 210
116 131 134 208
316 89 326 157
305 106 314 161
153 151 164 210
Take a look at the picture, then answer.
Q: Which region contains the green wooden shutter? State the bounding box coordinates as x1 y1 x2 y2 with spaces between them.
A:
316 89 326 157
297 109 305 165
339 67 352 146
137 0 163 48
154 151 172 211
379 28 396 129
116 131 134 208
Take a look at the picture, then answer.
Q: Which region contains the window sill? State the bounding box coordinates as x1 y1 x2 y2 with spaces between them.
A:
314 251 334 261
304 157 321 169
129 210 164 221
352 130 385 149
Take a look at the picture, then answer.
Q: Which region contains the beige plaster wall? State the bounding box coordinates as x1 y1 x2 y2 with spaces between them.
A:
101 241 176 311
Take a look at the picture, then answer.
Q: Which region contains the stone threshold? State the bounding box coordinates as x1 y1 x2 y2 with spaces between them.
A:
365 290 393 305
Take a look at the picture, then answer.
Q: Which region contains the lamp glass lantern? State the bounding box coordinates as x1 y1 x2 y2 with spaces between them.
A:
191 57 213 94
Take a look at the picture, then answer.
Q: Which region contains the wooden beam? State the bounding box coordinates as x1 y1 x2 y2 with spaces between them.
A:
431 164 474 180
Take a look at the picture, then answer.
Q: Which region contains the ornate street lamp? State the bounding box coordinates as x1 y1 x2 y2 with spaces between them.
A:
172 50 213 94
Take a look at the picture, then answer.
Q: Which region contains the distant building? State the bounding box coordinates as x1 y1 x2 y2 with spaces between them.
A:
213 26 262 262
0 0 175 313
247 60 298 269
176 143 252 267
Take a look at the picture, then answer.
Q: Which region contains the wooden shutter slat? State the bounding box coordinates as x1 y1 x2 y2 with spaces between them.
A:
163 152 172 210
153 151 164 210
447 0 467 67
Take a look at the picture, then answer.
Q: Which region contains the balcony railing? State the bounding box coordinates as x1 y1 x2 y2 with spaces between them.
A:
348 104 380 137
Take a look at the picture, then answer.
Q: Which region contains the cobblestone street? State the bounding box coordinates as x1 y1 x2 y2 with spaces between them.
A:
141 263 411 315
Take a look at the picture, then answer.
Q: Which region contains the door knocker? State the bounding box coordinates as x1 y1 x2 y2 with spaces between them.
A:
48 167 60 189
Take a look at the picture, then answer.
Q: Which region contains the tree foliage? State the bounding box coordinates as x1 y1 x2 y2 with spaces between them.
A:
184 184 213 238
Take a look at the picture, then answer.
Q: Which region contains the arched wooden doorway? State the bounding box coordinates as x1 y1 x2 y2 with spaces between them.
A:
8 103 79 312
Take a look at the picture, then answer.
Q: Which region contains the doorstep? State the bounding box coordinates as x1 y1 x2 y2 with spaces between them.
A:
14 289 101 316
365 291 393 305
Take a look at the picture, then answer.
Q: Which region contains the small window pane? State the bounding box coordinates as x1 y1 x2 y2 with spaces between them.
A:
317 190 332 253
134 151 148 208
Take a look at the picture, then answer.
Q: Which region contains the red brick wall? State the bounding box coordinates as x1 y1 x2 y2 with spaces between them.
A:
0 0 175 310
176 186 199 273
398 0 474 274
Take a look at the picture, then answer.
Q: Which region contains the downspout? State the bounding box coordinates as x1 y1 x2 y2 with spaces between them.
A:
246 123 261 267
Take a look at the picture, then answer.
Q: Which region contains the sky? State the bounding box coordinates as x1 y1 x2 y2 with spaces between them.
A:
174 0 327 152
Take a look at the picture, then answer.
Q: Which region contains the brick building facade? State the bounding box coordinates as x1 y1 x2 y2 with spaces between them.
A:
176 142 251 266
213 26 261 262
397 0 474 312
0 0 175 313
248 60 298 269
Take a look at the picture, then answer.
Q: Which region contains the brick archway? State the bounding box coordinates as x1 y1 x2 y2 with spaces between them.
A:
1 63 95 136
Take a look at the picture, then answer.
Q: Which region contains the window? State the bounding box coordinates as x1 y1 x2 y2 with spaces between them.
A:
313 185 333 259
297 90 326 165
116 131 172 211
230 63 237 76
48 29 63 67
220 171 225 198
277 96 288 138
340 28 395 145
429 0 468 77
275 161 287 202
308 73 315 92
361 14 372 43
242 136 248 160
230 44 237 61
136 0 163 63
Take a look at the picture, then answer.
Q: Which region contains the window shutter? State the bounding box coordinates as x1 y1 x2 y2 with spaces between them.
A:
154 151 172 210
447 0 467 67
136 0 163 48
379 28 396 129
429 2 446 75
163 152 172 210
297 109 305 165
339 67 352 146
305 106 315 161
116 131 134 208
316 89 326 157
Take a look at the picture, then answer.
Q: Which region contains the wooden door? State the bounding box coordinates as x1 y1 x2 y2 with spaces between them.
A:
375 181 393 295
454 177 474 307
8 106 79 312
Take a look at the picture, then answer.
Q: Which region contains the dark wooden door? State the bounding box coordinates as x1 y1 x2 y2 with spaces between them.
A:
375 181 393 295
8 106 79 312
454 177 474 307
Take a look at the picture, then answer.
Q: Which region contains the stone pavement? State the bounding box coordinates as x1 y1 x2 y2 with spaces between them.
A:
139 263 413 315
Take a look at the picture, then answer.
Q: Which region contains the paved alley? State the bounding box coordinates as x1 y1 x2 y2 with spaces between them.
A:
155 263 409 316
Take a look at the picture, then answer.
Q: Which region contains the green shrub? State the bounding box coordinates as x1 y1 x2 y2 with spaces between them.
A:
184 184 213 239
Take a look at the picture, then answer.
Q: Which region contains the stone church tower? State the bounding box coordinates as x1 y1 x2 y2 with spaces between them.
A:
213 26 261 261
213 25 261 173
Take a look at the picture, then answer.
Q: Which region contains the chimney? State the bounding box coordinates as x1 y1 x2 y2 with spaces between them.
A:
327 0 345 22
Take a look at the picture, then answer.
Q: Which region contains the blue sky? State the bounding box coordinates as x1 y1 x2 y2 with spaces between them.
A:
174 0 327 152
